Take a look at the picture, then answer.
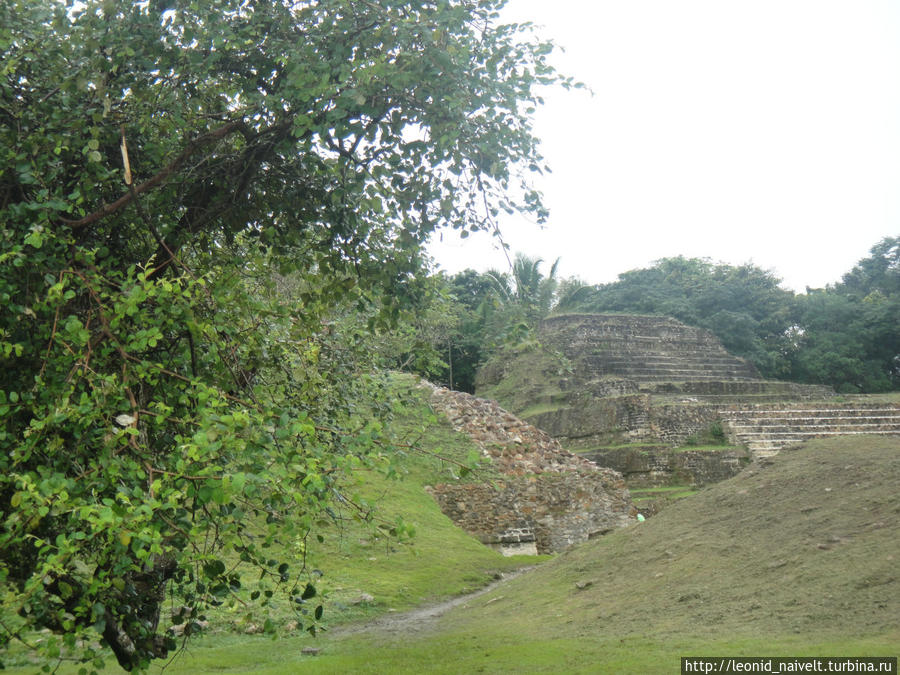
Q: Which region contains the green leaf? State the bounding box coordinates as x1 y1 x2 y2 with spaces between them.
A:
301 583 317 600
203 559 226 579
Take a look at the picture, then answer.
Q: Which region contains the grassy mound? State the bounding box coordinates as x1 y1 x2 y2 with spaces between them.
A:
475 341 571 416
282 435 899 673
14 431 897 673
448 434 899 640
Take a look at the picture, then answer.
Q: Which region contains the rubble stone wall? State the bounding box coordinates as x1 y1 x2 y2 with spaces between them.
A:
427 473 632 554
424 384 635 553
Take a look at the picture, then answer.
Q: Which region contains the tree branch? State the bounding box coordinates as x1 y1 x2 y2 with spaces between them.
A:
60 120 250 230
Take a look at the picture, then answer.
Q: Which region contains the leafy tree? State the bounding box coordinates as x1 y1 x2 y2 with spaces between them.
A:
384 270 496 393
447 269 499 315
838 236 900 299
442 270 498 392
791 237 900 392
373 275 465 385
790 291 891 392
482 253 559 334
513 254 559 321
0 0 563 669
489 254 559 318
389 257 563 393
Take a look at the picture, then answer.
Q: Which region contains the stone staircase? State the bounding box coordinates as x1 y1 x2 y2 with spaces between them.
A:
721 403 900 458
645 380 836 405
542 314 761 383
583 354 759 382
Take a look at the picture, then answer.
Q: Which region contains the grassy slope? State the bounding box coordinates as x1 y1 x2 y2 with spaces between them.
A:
159 434 899 674
212 377 534 627
292 396 533 623
10 418 898 672
2 378 538 672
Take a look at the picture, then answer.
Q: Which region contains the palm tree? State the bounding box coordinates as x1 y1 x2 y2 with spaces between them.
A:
512 254 559 320
485 254 559 324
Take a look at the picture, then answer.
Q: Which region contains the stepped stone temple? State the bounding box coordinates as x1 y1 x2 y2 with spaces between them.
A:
476 314 900 486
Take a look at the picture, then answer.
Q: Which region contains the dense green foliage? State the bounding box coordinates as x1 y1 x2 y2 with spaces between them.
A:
395 255 560 393
0 0 563 669
559 256 797 378
554 243 899 392
791 237 900 392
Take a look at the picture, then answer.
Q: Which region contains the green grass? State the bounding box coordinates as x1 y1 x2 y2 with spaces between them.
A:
628 485 697 495
629 485 698 504
856 391 900 404
60 630 888 674
1 377 543 672
166 435 900 673
19 629 898 674
575 443 668 452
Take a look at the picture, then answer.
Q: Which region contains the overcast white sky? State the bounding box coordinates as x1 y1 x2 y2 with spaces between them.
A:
427 0 900 292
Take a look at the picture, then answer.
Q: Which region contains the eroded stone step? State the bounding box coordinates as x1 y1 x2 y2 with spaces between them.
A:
724 407 900 416
736 431 900 453
655 392 834 401
645 381 833 394
587 354 750 363
594 362 754 371
600 369 758 379
587 359 753 371
734 427 900 440
595 354 752 362
730 417 900 428
610 374 760 382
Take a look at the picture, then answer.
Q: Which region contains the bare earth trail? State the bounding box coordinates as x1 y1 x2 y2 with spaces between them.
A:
333 568 533 637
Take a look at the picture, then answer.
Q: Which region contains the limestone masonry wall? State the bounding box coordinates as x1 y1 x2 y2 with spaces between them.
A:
582 445 750 487
428 386 602 475
423 384 636 554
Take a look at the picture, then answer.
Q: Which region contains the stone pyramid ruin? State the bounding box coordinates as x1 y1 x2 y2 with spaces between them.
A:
477 314 900 465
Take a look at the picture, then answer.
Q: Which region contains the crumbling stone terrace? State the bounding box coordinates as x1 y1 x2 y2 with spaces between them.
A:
422 383 636 555
479 314 900 463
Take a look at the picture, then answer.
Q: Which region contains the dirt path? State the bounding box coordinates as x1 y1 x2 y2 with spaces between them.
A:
334 568 531 637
